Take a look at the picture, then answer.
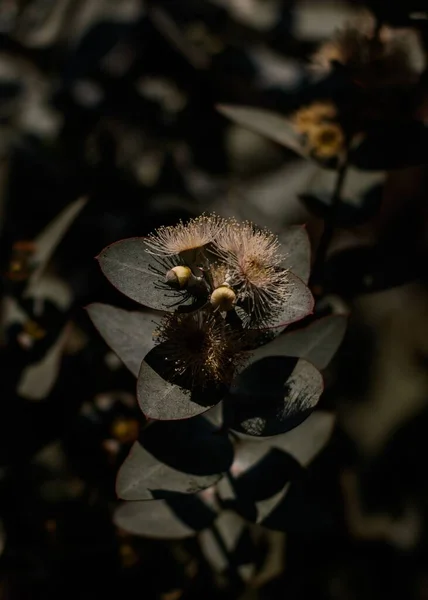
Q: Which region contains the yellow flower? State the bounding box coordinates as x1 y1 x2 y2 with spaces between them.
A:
306 123 345 159
291 101 338 136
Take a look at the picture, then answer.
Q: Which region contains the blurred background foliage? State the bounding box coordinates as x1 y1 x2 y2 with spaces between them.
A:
2 0 428 598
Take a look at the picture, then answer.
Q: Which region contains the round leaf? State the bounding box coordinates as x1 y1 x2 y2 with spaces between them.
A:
264 272 314 332
278 226 311 284
142 417 233 475
246 315 347 370
97 237 194 311
114 494 217 539
137 359 219 420
217 105 304 156
116 440 225 501
86 303 161 377
227 358 324 436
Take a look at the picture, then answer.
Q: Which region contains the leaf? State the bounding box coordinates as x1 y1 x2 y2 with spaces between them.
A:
278 226 311 284
217 105 304 156
137 359 219 420
350 121 428 170
116 417 233 500
142 417 234 475
86 303 161 377
97 237 194 311
265 272 314 331
246 315 347 370
219 411 335 523
17 324 70 401
227 358 324 436
198 511 255 580
216 448 301 522
116 441 225 501
26 197 87 291
148 5 210 70
114 494 217 539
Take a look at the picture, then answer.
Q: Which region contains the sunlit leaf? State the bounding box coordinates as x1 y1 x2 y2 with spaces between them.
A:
246 315 347 370
137 359 219 420
87 303 161 377
97 237 195 311
114 494 217 539
217 105 304 156
227 358 323 436
278 226 311 284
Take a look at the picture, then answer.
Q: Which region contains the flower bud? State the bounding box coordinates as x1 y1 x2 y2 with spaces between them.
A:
166 265 192 289
210 286 236 311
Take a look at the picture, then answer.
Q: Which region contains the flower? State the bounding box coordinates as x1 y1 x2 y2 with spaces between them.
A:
311 17 425 88
153 310 245 390
306 122 345 159
145 214 224 261
212 221 291 326
291 101 338 136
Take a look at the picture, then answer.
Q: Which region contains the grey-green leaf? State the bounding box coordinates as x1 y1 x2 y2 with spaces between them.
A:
246 315 347 370
137 360 219 420
87 303 161 377
97 237 190 311
114 495 216 539
217 105 304 156
278 226 311 284
116 441 224 500
228 358 323 436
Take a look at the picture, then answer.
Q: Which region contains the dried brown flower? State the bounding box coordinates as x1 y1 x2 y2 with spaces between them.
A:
213 221 290 326
154 311 245 389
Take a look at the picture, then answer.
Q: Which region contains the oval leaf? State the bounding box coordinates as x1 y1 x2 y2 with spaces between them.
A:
246 315 347 370
266 272 314 331
116 441 225 501
217 105 304 156
227 358 323 436
137 359 219 420
142 417 233 475
87 303 161 377
278 226 311 284
114 494 217 539
97 238 193 311
26 196 87 291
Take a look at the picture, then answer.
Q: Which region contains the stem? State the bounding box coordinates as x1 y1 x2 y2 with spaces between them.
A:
310 154 348 293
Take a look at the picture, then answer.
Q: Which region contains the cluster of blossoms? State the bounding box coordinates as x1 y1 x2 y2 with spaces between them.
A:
144 214 297 391
290 15 425 163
